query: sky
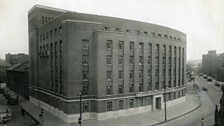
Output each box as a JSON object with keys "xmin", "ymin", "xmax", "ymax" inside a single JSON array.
[{"xmin": 0, "ymin": 0, "xmax": 224, "ymax": 60}]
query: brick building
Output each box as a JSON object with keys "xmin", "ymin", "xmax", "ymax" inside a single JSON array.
[
  {"xmin": 5, "ymin": 53, "xmax": 29, "ymax": 65},
  {"xmin": 28, "ymin": 5, "xmax": 187, "ymax": 122},
  {"xmin": 202, "ymin": 50, "xmax": 224, "ymax": 81}
]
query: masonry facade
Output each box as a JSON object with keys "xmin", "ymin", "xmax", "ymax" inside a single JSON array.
[
  {"xmin": 202, "ymin": 50, "xmax": 224, "ymax": 81},
  {"xmin": 28, "ymin": 5, "xmax": 187, "ymax": 122}
]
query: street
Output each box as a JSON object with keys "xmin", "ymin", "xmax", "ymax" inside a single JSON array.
[
  {"xmin": 158, "ymin": 76, "xmax": 223, "ymax": 126},
  {"xmin": 0, "ymin": 93, "xmax": 36, "ymax": 126}
]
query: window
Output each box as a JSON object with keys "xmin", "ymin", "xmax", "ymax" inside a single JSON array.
[
  {"xmin": 129, "ymin": 84, "xmax": 134, "ymax": 93},
  {"xmin": 82, "ymin": 39, "xmax": 89, "ymax": 49},
  {"xmin": 118, "ymin": 85, "xmax": 124, "ymax": 94},
  {"xmin": 82, "ymin": 102, "xmax": 89, "ymax": 112},
  {"xmin": 118, "ymin": 56, "xmax": 123, "ymax": 64},
  {"xmin": 107, "ymin": 71, "xmax": 112, "ymax": 80},
  {"xmin": 158, "ymin": 34, "xmax": 162, "ymax": 37},
  {"xmin": 147, "ymin": 97, "xmax": 152, "ymax": 105},
  {"xmin": 107, "ymin": 40, "xmax": 113, "ymax": 49},
  {"xmin": 115, "ymin": 28, "xmax": 121, "ymax": 32},
  {"xmin": 138, "ymin": 98, "xmax": 143, "ymax": 106},
  {"xmin": 135, "ymin": 30, "xmax": 140, "ymax": 34},
  {"xmin": 82, "ymin": 56, "xmax": 88, "ymax": 64},
  {"xmin": 139, "ymin": 56, "xmax": 143, "ymax": 65},
  {"xmin": 139, "ymin": 43, "xmax": 144, "ymax": 50},
  {"xmin": 130, "ymin": 42, "xmax": 134, "ymax": 50},
  {"xmin": 50, "ymin": 30, "xmax": 52, "ymax": 38},
  {"xmin": 118, "ymin": 71, "xmax": 123, "ymax": 79},
  {"xmin": 106, "ymin": 101, "xmax": 113, "ymax": 111},
  {"xmin": 129, "ymin": 70, "xmax": 134, "ymax": 78},
  {"xmin": 59, "ymin": 26, "xmax": 62, "ymax": 34},
  {"xmin": 126, "ymin": 29, "xmax": 131, "ymax": 33},
  {"xmin": 118, "ymin": 100, "xmax": 124, "ymax": 110},
  {"xmin": 82, "ymin": 81, "xmax": 89, "ymax": 95},
  {"xmin": 118, "ymin": 41, "xmax": 124, "ymax": 49},
  {"xmin": 129, "ymin": 99, "xmax": 134, "ymax": 108},
  {"xmin": 107, "ymin": 55, "xmax": 112, "ymax": 64},
  {"xmin": 139, "ymin": 84, "xmax": 143, "ymax": 92},
  {"xmin": 155, "ymin": 82, "xmax": 159, "ymax": 90},
  {"xmin": 147, "ymin": 82, "xmax": 152, "ymax": 91},
  {"xmin": 54, "ymin": 28, "xmax": 57, "ymax": 36},
  {"xmin": 144, "ymin": 31, "xmax": 148, "ymax": 35},
  {"xmin": 148, "ymin": 56, "xmax": 151, "ymax": 64},
  {"xmin": 104, "ymin": 27, "xmax": 110, "ymax": 30},
  {"xmin": 106, "ymin": 86, "xmax": 112, "ymax": 95},
  {"xmin": 139, "ymin": 70, "xmax": 143, "ymax": 78},
  {"xmin": 130, "ymin": 56, "xmax": 134, "ymax": 64},
  {"xmin": 83, "ymin": 71, "xmax": 88, "ymax": 80},
  {"xmin": 46, "ymin": 32, "xmax": 49, "ymax": 39}
]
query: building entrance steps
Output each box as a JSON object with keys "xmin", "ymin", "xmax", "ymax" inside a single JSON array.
[{"xmin": 19, "ymin": 92, "xmax": 200, "ymax": 126}]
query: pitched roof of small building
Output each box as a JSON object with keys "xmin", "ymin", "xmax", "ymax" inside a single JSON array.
[{"xmin": 7, "ymin": 62, "xmax": 29, "ymax": 72}]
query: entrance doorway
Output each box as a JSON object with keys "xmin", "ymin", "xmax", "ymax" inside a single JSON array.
[{"xmin": 156, "ymin": 97, "xmax": 161, "ymax": 109}]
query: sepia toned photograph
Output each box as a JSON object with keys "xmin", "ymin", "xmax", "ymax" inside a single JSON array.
[{"xmin": 0, "ymin": 0, "xmax": 224, "ymax": 126}]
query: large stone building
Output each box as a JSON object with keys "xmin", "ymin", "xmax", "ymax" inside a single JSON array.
[
  {"xmin": 202, "ymin": 50, "xmax": 224, "ymax": 81},
  {"xmin": 28, "ymin": 5, "xmax": 187, "ymax": 122},
  {"xmin": 5, "ymin": 53, "xmax": 29, "ymax": 65}
]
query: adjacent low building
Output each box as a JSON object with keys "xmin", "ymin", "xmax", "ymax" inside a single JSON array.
[
  {"xmin": 28, "ymin": 5, "xmax": 187, "ymax": 122},
  {"xmin": 0, "ymin": 60, "xmax": 11, "ymax": 84},
  {"xmin": 6, "ymin": 62, "xmax": 29, "ymax": 99}
]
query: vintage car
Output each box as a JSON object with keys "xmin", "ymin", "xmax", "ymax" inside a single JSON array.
[{"xmin": 0, "ymin": 105, "xmax": 12, "ymax": 123}]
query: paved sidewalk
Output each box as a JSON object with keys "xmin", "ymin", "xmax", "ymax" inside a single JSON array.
[{"xmin": 20, "ymin": 90, "xmax": 200, "ymax": 126}]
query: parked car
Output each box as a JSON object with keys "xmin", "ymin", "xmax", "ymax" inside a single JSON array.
[
  {"xmin": 207, "ymin": 77, "xmax": 212, "ymax": 82},
  {"xmin": 0, "ymin": 105, "xmax": 12, "ymax": 123},
  {"xmin": 203, "ymin": 75, "xmax": 207, "ymax": 79},
  {"xmin": 202, "ymin": 87, "xmax": 208, "ymax": 91},
  {"xmin": 215, "ymin": 82, "xmax": 220, "ymax": 86}
]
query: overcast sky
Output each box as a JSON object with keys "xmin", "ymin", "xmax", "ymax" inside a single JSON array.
[{"xmin": 0, "ymin": 0, "xmax": 224, "ymax": 60}]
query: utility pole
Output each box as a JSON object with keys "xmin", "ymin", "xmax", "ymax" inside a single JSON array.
[{"xmin": 78, "ymin": 92, "xmax": 82, "ymax": 126}]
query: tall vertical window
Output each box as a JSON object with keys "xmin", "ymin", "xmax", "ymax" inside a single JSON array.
[
  {"xmin": 107, "ymin": 71, "xmax": 112, "ymax": 80},
  {"xmin": 82, "ymin": 39, "xmax": 89, "ymax": 95},
  {"xmin": 59, "ymin": 40, "xmax": 63, "ymax": 94},
  {"xmin": 130, "ymin": 42, "xmax": 134, "ymax": 50},
  {"xmin": 130, "ymin": 56, "xmax": 134, "ymax": 64},
  {"xmin": 59, "ymin": 26, "xmax": 62, "ymax": 34},
  {"xmin": 82, "ymin": 39, "xmax": 89, "ymax": 49},
  {"xmin": 107, "ymin": 40, "xmax": 113, "ymax": 49},
  {"xmin": 129, "ymin": 99, "xmax": 134, "ymax": 108},
  {"xmin": 118, "ymin": 41, "xmax": 124, "ymax": 49},
  {"xmin": 107, "ymin": 55, "xmax": 112, "ymax": 64},
  {"xmin": 139, "ymin": 43, "xmax": 144, "ymax": 50},
  {"xmin": 118, "ymin": 71, "xmax": 123, "ymax": 79},
  {"xmin": 118, "ymin": 56, "xmax": 123, "ymax": 64},
  {"xmin": 118, "ymin": 100, "xmax": 124, "ymax": 110}
]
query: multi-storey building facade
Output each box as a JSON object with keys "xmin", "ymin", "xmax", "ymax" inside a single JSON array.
[
  {"xmin": 5, "ymin": 53, "xmax": 29, "ymax": 65},
  {"xmin": 202, "ymin": 50, "xmax": 224, "ymax": 81},
  {"xmin": 28, "ymin": 5, "xmax": 187, "ymax": 122}
]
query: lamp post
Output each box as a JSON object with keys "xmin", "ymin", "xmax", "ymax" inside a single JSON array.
[
  {"xmin": 78, "ymin": 92, "xmax": 82, "ymax": 126},
  {"xmin": 164, "ymin": 82, "xmax": 167, "ymax": 121}
]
